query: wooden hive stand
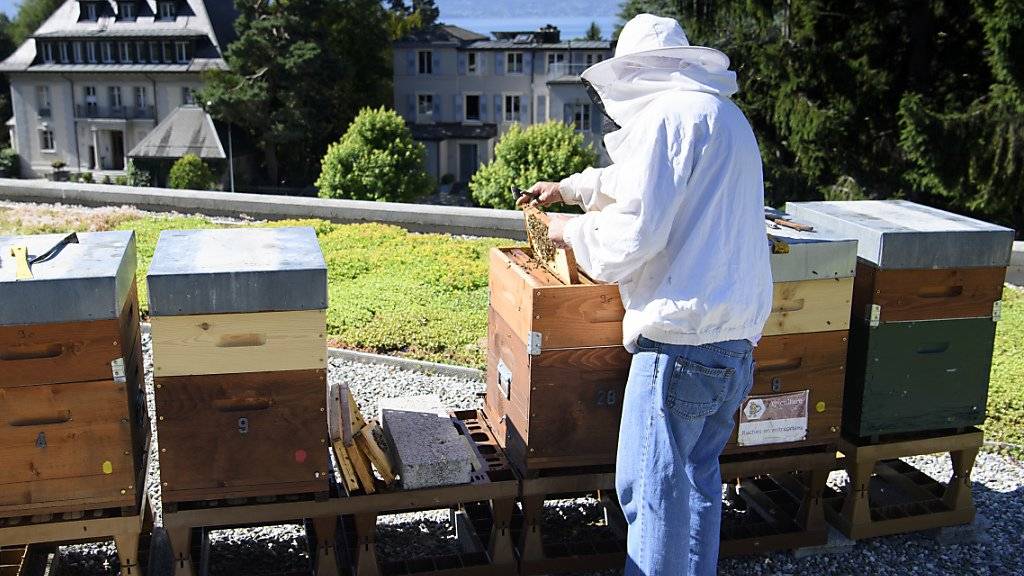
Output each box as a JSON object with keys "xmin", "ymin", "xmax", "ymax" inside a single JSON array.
[
  {"xmin": 334, "ymin": 410, "xmax": 518, "ymax": 576},
  {"xmin": 0, "ymin": 493, "xmax": 153, "ymax": 576},
  {"xmin": 824, "ymin": 428, "xmax": 983, "ymax": 540}
]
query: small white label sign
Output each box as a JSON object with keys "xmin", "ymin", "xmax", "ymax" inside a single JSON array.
[
  {"xmin": 111, "ymin": 357, "xmax": 126, "ymax": 383},
  {"xmin": 738, "ymin": 390, "xmax": 809, "ymax": 446}
]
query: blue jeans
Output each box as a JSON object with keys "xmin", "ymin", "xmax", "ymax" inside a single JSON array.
[{"xmin": 616, "ymin": 335, "xmax": 755, "ymax": 576}]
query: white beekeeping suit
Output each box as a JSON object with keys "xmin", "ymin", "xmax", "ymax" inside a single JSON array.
[{"xmin": 559, "ymin": 14, "xmax": 773, "ymax": 351}]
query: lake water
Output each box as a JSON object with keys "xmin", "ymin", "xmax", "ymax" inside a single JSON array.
[{"xmin": 443, "ymin": 15, "xmax": 620, "ymax": 41}]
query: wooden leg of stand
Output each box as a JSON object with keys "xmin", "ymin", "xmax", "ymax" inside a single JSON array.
[
  {"xmin": 353, "ymin": 513, "xmax": 379, "ymax": 576},
  {"xmin": 311, "ymin": 517, "xmax": 339, "ymax": 576},
  {"xmin": 520, "ymin": 495, "xmax": 545, "ymax": 563},
  {"xmin": 488, "ymin": 499, "xmax": 515, "ymax": 567},
  {"xmin": 165, "ymin": 526, "xmax": 194, "ymax": 576},
  {"xmin": 944, "ymin": 446, "xmax": 980, "ymax": 512},
  {"xmin": 798, "ymin": 467, "xmax": 828, "ymax": 531},
  {"xmin": 114, "ymin": 530, "xmax": 142, "ymax": 576},
  {"xmin": 841, "ymin": 458, "xmax": 875, "ymax": 528}
]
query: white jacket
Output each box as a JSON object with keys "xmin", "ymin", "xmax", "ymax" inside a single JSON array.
[{"xmin": 561, "ymin": 58, "xmax": 773, "ymax": 352}]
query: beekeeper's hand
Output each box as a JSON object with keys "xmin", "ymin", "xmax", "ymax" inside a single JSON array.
[
  {"xmin": 547, "ymin": 213, "xmax": 574, "ymax": 247},
  {"xmin": 517, "ymin": 181, "xmax": 563, "ymax": 207}
]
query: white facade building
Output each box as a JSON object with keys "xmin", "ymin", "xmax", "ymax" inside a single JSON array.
[
  {"xmin": 0, "ymin": 0, "xmax": 236, "ymax": 178},
  {"xmin": 393, "ymin": 25, "xmax": 613, "ymax": 184}
]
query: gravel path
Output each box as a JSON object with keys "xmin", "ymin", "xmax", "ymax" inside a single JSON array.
[{"xmin": 51, "ymin": 337, "xmax": 1024, "ymax": 576}]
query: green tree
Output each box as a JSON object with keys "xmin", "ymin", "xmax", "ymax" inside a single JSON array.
[
  {"xmin": 316, "ymin": 106, "xmax": 431, "ymax": 202},
  {"xmin": 9, "ymin": 0, "xmax": 62, "ymax": 45},
  {"xmin": 470, "ymin": 122, "xmax": 597, "ymax": 209},
  {"xmin": 0, "ymin": 14, "xmax": 16, "ymax": 145},
  {"xmin": 198, "ymin": 0, "xmax": 392, "ymax": 187},
  {"xmin": 168, "ymin": 154, "xmax": 217, "ymax": 190},
  {"xmin": 584, "ymin": 21, "xmax": 603, "ymax": 40}
]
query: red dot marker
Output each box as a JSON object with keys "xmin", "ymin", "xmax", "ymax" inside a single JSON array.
[{"xmin": 294, "ymin": 449, "xmax": 307, "ymax": 464}]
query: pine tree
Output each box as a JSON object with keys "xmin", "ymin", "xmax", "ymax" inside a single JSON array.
[{"xmin": 584, "ymin": 21, "xmax": 602, "ymax": 40}]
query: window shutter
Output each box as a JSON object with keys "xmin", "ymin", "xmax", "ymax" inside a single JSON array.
[
  {"xmin": 523, "ymin": 52, "xmax": 532, "ymax": 72},
  {"xmin": 407, "ymin": 94, "xmax": 415, "ymax": 120},
  {"xmin": 591, "ymin": 106, "xmax": 602, "ymax": 133},
  {"xmin": 520, "ymin": 98, "xmax": 528, "ymax": 124},
  {"xmin": 563, "ymin": 103, "xmax": 572, "ymax": 124},
  {"xmin": 432, "ymin": 52, "xmax": 441, "ymax": 74},
  {"xmin": 432, "ymin": 97, "xmax": 441, "ymax": 120},
  {"xmin": 495, "ymin": 53, "xmax": 504, "ymax": 75},
  {"xmin": 458, "ymin": 53, "xmax": 467, "ymax": 75},
  {"xmin": 406, "ymin": 50, "xmax": 415, "ymax": 74},
  {"xmin": 480, "ymin": 96, "xmax": 488, "ymax": 120},
  {"xmin": 454, "ymin": 95, "xmax": 463, "ymax": 120},
  {"xmin": 495, "ymin": 95, "xmax": 503, "ymax": 121}
]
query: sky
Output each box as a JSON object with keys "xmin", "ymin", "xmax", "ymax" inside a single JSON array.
[{"xmin": 0, "ymin": 0, "xmax": 16, "ymax": 18}]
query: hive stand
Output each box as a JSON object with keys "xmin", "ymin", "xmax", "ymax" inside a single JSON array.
[
  {"xmin": 825, "ymin": 428, "xmax": 983, "ymax": 540},
  {"xmin": 334, "ymin": 410, "xmax": 518, "ymax": 576},
  {"xmin": 0, "ymin": 494, "xmax": 153, "ymax": 576},
  {"xmin": 513, "ymin": 446, "xmax": 835, "ymax": 574}
]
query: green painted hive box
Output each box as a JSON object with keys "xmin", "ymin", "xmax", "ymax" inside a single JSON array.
[{"xmin": 843, "ymin": 317, "xmax": 996, "ymax": 438}]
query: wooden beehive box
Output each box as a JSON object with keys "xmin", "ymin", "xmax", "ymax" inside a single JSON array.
[
  {"xmin": 147, "ymin": 227, "xmax": 330, "ymax": 502},
  {"xmin": 788, "ymin": 200, "xmax": 1014, "ymax": 438},
  {"xmin": 0, "ymin": 231, "xmax": 147, "ymax": 517},
  {"xmin": 485, "ymin": 247, "xmax": 627, "ymax": 474}
]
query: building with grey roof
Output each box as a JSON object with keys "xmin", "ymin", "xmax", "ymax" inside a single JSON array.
[
  {"xmin": 0, "ymin": 0, "xmax": 236, "ymax": 178},
  {"xmin": 392, "ymin": 24, "xmax": 613, "ymax": 185}
]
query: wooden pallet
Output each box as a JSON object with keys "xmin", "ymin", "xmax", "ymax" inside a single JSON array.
[
  {"xmin": 0, "ymin": 496, "xmax": 151, "ymax": 576},
  {"xmin": 825, "ymin": 428, "xmax": 982, "ymax": 540},
  {"xmin": 512, "ymin": 446, "xmax": 836, "ymax": 573},
  {"xmin": 333, "ymin": 410, "xmax": 518, "ymax": 576}
]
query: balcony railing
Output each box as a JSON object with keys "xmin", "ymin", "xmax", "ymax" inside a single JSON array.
[
  {"xmin": 547, "ymin": 62, "xmax": 589, "ymax": 79},
  {"xmin": 75, "ymin": 104, "xmax": 155, "ymax": 119}
]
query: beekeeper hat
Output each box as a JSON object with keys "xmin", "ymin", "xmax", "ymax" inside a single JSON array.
[{"xmin": 583, "ymin": 14, "xmax": 730, "ymax": 80}]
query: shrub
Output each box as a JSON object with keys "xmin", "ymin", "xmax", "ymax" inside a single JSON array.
[
  {"xmin": 0, "ymin": 147, "xmax": 20, "ymax": 178},
  {"xmin": 316, "ymin": 106, "xmax": 432, "ymax": 202},
  {"xmin": 440, "ymin": 173, "xmax": 455, "ymax": 185},
  {"xmin": 80, "ymin": 171, "xmax": 94, "ymax": 183},
  {"xmin": 101, "ymin": 175, "xmax": 112, "ymax": 185},
  {"xmin": 469, "ymin": 121, "xmax": 597, "ymax": 209},
  {"xmin": 125, "ymin": 159, "xmax": 152, "ymax": 187},
  {"xmin": 51, "ymin": 159, "xmax": 67, "ymax": 170},
  {"xmin": 114, "ymin": 175, "xmax": 128, "ymax": 185},
  {"xmin": 168, "ymin": 154, "xmax": 216, "ymax": 190}
]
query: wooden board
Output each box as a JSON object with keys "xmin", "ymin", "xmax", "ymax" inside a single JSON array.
[
  {"xmin": 0, "ymin": 341, "xmax": 145, "ymax": 517},
  {"xmin": 852, "ymin": 261, "xmax": 1005, "ymax": 323},
  {"xmin": 489, "ymin": 247, "xmax": 624, "ymax": 352},
  {"xmin": 150, "ymin": 309, "xmax": 327, "ymax": 377},
  {"xmin": 522, "ymin": 206, "xmax": 580, "ymax": 285},
  {"xmin": 484, "ymin": 307, "xmax": 630, "ymax": 474},
  {"xmin": 762, "ymin": 278, "xmax": 853, "ymax": 336},
  {"xmin": 722, "ymin": 330, "xmax": 848, "ymax": 454},
  {"xmin": 844, "ymin": 318, "xmax": 995, "ymax": 438},
  {"xmin": 0, "ymin": 282, "xmax": 140, "ymax": 388},
  {"xmin": 155, "ymin": 369, "xmax": 329, "ymax": 503}
]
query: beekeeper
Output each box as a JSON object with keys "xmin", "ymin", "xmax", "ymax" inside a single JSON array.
[{"xmin": 520, "ymin": 13, "xmax": 773, "ymax": 576}]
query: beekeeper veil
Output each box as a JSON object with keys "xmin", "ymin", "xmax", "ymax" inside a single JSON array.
[{"xmin": 581, "ymin": 14, "xmax": 738, "ymax": 137}]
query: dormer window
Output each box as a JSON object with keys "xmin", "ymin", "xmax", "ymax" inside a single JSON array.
[
  {"xmin": 119, "ymin": 2, "xmax": 137, "ymax": 20},
  {"xmin": 158, "ymin": 1, "xmax": 176, "ymax": 20},
  {"xmin": 42, "ymin": 43, "xmax": 54, "ymax": 63},
  {"xmin": 84, "ymin": 2, "xmax": 98, "ymax": 21},
  {"xmin": 174, "ymin": 41, "xmax": 189, "ymax": 63}
]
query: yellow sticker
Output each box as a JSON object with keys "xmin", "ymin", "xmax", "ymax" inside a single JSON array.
[
  {"xmin": 102, "ymin": 461, "xmax": 113, "ymax": 475},
  {"xmin": 815, "ymin": 401, "xmax": 826, "ymax": 413}
]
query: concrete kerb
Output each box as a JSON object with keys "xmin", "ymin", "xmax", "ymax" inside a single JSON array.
[
  {"xmin": 139, "ymin": 322, "xmax": 483, "ymax": 381},
  {"xmin": 0, "ymin": 179, "xmax": 527, "ymax": 241}
]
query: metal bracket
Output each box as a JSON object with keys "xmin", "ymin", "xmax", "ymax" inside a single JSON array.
[
  {"xmin": 868, "ymin": 304, "xmax": 881, "ymax": 327},
  {"xmin": 993, "ymin": 300, "xmax": 1002, "ymax": 322},
  {"xmin": 770, "ymin": 377, "xmax": 782, "ymax": 393},
  {"xmin": 111, "ymin": 357, "xmax": 126, "ymax": 383},
  {"xmin": 527, "ymin": 331, "xmax": 542, "ymax": 356},
  {"xmin": 496, "ymin": 358, "xmax": 512, "ymax": 400},
  {"xmin": 36, "ymin": 432, "xmax": 47, "ymax": 448},
  {"xmin": 237, "ymin": 417, "xmax": 249, "ymax": 435}
]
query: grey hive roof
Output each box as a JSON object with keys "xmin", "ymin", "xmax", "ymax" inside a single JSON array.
[
  {"xmin": 128, "ymin": 105, "xmax": 226, "ymax": 160},
  {"xmin": 0, "ymin": 0, "xmax": 237, "ymax": 73}
]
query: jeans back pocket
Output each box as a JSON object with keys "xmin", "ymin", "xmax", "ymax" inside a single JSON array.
[{"xmin": 665, "ymin": 357, "xmax": 733, "ymax": 420}]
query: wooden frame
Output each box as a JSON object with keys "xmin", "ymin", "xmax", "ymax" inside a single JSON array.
[
  {"xmin": 825, "ymin": 428, "xmax": 983, "ymax": 540},
  {"xmin": 762, "ymin": 278, "xmax": 853, "ymax": 336},
  {"xmin": 852, "ymin": 261, "xmax": 1004, "ymax": 323}
]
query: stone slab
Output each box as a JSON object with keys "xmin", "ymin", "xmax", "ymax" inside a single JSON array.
[
  {"xmin": 379, "ymin": 394, "xmax": 475, "ymax": 490},
  {"xmin": 0, "ymin": 230, "xmax": 136, "ymax": 325},
  {"xmin": 791, "ymin": 526, "xmax": 856, "ymax": 558},
  {"xmin": 786, "ymin": 200, "xmax": 1015, "ymax": 269},
  {"xmin": 925, "ymin": 513, "xmax": 992, "ymax": 545},
  {"xmin": 146, "ymin": 227, "xmax": 327, "ymax": 316},
  {"xmin": 766, "ymin": 221, "xmax": 858, "ymax": 282}
]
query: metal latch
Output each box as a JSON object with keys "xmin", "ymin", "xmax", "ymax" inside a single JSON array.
[
  {"xmin": 868, "ymin": 304, "xmax": 881, "ymax": 327},
  {"xmin": 771, "ymin": 377, "xmax": 782, "ymax": 393},
  {"xmin": 527, "ymin": 331, "xmax": 542, "ymax": 356},
  {"xmin": 237, "ymin": 417, "xmax": 249, "ymax": 435},
  {"xmin": 497, "ymin": 358, "xmax": 512, "ymax": 399},
  {"xmin": 36, "ymin": 432, "xmax": 47, "ymax": 448},
  {"xmin": 993, "ymin": 300, "xmax": 1002, "ymax": 322}
]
